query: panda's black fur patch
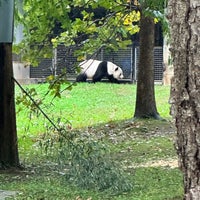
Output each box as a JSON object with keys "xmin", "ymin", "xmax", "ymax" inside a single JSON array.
[
  {"xmin": 92, "ymin": 61, "xmax": 108, "ymax": 82},
  {"xmin": 76, "ymin": 73, "xmax": 87, "ymax": 82}
]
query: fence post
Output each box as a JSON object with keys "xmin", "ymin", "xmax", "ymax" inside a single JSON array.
[{"xmin": 52, "ymin": 48, "xmax": 57, "ymax": 76}]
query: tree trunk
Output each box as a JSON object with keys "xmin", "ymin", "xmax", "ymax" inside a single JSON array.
[
  {"xmin": 0, "ymin": 43, "xmax": 19, "ymax": 169},
  {"xmin": 168, "ymin": 0, "xmax": 200, "ymax": 199},
  {"xmin": 134, "ymin": 13, "xmax": 160, "ymax": 119}
]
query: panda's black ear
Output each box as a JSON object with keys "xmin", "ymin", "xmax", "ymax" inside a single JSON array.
[{"xmin": 115, "ymin": 67, "xmax": 118, "ymax": 71}]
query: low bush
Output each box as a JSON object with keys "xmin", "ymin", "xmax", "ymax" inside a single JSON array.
[{"xmin": 41, "ymin": 128, "xmax": 133, "ymax": 195}]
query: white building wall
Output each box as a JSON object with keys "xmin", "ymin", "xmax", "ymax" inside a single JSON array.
[
  {"xmin": 13, "ymin": 62, "xmax": 30, "ymax": 80},
  {"xmin": 163, "ymin": 39, "xmax": 174, "ymax": 85}
]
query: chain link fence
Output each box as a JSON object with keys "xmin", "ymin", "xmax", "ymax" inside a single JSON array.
[{"xmin": 30, "ymin": 45, "xmax": 163, "ymax": 82}]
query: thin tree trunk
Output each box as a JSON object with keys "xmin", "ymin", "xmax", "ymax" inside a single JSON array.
[
  {"xmin": 134, "ymin": 13, "xmax": 160, "ymax": 119},
  {"xmin": 168, "ymin": 0, "xmax": 200, "ymax": 199},
  {"xmin": 0, "ymin": 43, "xmax": 19, "ymax": 169}
]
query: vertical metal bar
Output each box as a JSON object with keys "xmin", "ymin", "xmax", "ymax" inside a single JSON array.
[
  {"xmin": 52, "ymin": 48, "xmax": 57, "ymax": 76},
  {"xmin": 134, "ymin": 47, "xmax": 137, "ymax": 81},
  {"xmin": 130, "ymin": 47, "xmax": 133, "ymax": 82}
]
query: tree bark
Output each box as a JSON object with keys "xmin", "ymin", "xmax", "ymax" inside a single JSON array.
[
  {"xmin": 168, "ymin": 0, "xmax": 200, "ymax": 199},
  {"xmin": 134, "ymin": 12, "xmax": 160, "ymax": 119},
  {"xmin": 0, "ymin": 43, "xmax": 19, "ymax": 169}
]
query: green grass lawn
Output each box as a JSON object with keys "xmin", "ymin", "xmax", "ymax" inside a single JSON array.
[
  {"xmin": 16, "ymin": 83, "xmax": 171, "ymax": 134},
  {"xmin": 0, "ymin": 82, "xmax": 183, "ymax": 200}
]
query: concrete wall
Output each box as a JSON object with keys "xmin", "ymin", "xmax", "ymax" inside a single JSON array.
[
  {"xmin": 163, "ymin": 40, "xmax": 174, "ymax": 85},
  {"xmin": 13, "ymin": 61, "xmax": 30, "ymax": 84}
]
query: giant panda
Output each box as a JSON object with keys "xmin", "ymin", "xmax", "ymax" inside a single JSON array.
[{"xmin": 76, "ymin": 59, "xmax": 124, "ymax": 83}]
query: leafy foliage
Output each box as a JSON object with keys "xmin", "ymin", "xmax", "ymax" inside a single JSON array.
[
  {"xmin": 16, "ymin": 87, "xmax": 42, "ymax": 113},
  {"xmin": 14, "ymin": 0, "xmax": 168, "ymax": 65},
  {"xmin": 56, "ymin": 130, "xmax": 133, "ymax": 194},
  {"xmin": 40, "ymin": 127, "xmax": 133, "ymax": 194}
]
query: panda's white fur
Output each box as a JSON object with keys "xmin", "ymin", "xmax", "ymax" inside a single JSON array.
[
  {"xmin": 79, "ymin": 59, "xmax": 102, "ymax": 79},
  {"xmin": 76, "ymin": 59, "xmax": 124, "ymax": 83}
]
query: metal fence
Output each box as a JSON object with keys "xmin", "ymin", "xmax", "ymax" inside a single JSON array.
[
  {"xmin": 98, "ymin": 47, "xmax": 133, "ymax": 81},
  {"xmin": 30, "ymin": 45, "xmax": 163, "ymax": 82},
  {"xmin": 134, "ymin": 46, "xmax": 163, "ymax": 81},
  {"xmin": 30, "ymin": 45, "xmax": 78, "ymax": 78}
]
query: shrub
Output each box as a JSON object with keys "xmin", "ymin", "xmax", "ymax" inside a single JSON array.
[{"xmin": 56, "ymin": 130, "xmax": 133, "ymax": 194}]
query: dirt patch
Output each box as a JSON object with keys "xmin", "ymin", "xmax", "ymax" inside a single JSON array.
[
  {"xmin": 0, "ymin": 190, "xmax": 18, "ymax": 200},
  {"xmin": 78, "ymin": 118, "xmax": 176, "ymax": 142},
  {"xmin": 135, "ymin": 158, "xmax": 179, "ymax": 168},
  {"xmin": 72, "ymin": 119, "xmax": 178, "ymax": 169}
]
